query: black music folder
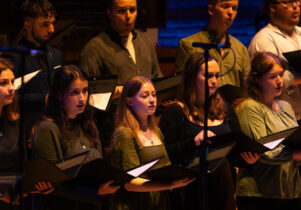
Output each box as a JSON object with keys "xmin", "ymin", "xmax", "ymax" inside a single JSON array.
[
  {"xmin": 75, "ymin": 158, "xmax": 161, "ymax": 185},
  {"xmin": 217, "ymin": 84, "xmax": 247, "ymax": 104},
  {"xmin": 207, "ymin": 142, "xmax": 236, "ymax": 173},
  {"xmin": 209, "ymin": 127, "xmax": 301, "ymax": 160},
  {"xmin": 283, "ymin": 50, "xmax": 301, "ymax": 73},
  {"xmin": 0, "ymin": 173, "xmax": 19, "ymax": 195},
  {"xmin": 140, "ymin": 164, "xmax": 199, "ymax": 181},
  {"xmin": 23, "ymin": 151, "xmax": 90, "ymax": 192},
  {"xmin": 88, "ymin": 75, "xmax": 118, "ymax": 111}
]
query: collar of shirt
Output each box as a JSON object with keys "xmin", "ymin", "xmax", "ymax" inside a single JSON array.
[
  {"xmin": 202, "ymin": 26, "xmax": 232, "ymax": 47},
  {"xmin": 105, "ymin": 26, "xmax": 137, "ymax": 48},
  {"xmin": 268, "ymin": 22, "xmax": 301, "ymax": 39},
  {"xmin": 19, "ymin": 37, "xmax": 47, "ymax": 52}
]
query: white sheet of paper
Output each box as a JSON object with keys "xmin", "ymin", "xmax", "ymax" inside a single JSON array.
[
  {"xmin": 14, "ymin": 70, "xmax": 41, "ymax": 90},
  {"xmin": 89, "ymin": 93, "xmax": 112, "ymax": 111},
  {"xmin": 126, "ymin": 159, "xmax": 160, "ymax": 177},
  {"xmin": 263, "ymin": 138, "xmax": 285, "ymax": 150}
]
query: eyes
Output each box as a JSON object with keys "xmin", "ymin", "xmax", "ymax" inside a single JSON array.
[
  {"xmin": 208, "ymin": 73, "xmax": 220, "ymax": 79},
  {"xmin": 114, "ymin": 6, "xmax": 137, "ymax": 14},
  {"xmin": 269, "ymin": 71, "xmax": 284, "ymax": 79},
  {"xmin": 140, "ymin": 92, "xmax": 156, "ymax": 99},
  {"xmin": 0, "ymin": 79, "xmax": 14, "ymax": 87},
  {"xmin": 220, "ymin": 3, "xmax": 238, "ymax": 11},
  {"xmin": 69, "ymin": 87, "xmax": 88, "ymax": 96}
]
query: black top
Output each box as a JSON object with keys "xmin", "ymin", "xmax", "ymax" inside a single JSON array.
[
  {"xmin": 159, "ymin": 103, "xmax": 232, "ymax": 166},
  {"xmin": 0, "ymin": 117, "xmax": 19, "ymax": 171}
]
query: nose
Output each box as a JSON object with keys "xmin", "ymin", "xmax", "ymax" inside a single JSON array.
[
  {"xmin": 8, "ymin": 82, "xmax": 15, "ymax": 92},
  {"xmin": 48, "ymin": 24, "xmax": 54, "ymax": 34},
  {"xmin": 210, "ymin": 75, "xmax": 218, "ymax": 85}
]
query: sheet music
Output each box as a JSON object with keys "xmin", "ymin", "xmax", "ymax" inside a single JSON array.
[
  {"xmin": 89, "ymin": 92, "xmax": 112, "ymax": 111},
  {"xmin": 263, "ymin": 138, "xmax": 285, "ymax": 150},
  {"xmin": 208, "ymin": 143, "xmax": 235, "ymax": 161},
  {"xmin": 14, "ymin": 70, "xmax": 41, "ymax": 90},
  {"xmin": 127, "ymin": 159, "xmax": 160, "ymax": 177}
]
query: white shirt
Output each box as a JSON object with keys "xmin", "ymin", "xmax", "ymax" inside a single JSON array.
[{"xmin": 248, "ymin": 23, "xmax": 301, "ymax": 60}]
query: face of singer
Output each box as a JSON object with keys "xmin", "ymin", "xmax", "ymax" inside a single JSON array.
[
  {"xmin": 24, "ymin": 15, "xmax": 55, "ymax": 46},
  {"xmin": 107, "ymin": 0, "xmax": 137, "ymax": 37},
  {"xmin": 0, "ymin": 69, "xmax": 15, "ymax": 108},
  {"xmin": 257, "ymin": 63, "xmax": 284, "ymax": 99},
  {"xmin": 197, "ymin": 60, "xmax": 220, "ymax": 101},
  {"xmin": 271, "ymin": 0, "xmax": 300, "ymax": 27},
  {"xmin": 127, "ymin": 82, "xmax": 157, "ymax": 119},
  {"xmin": 63, "ymin": 78, "xmax": 89, "ymax": 119},
  {"xmin": 208, "ymin": 0, "xmax": 238, "ymax": 29}
]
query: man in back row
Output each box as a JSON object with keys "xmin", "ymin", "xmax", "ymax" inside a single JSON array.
[
  {"xmin": 80, "ymin": 0, "xmax": 162, "ymax": 85},
  {"xmin": 248, "ymin": 0, "xmax": 301, "ymax": 119},
  {"xmin": 175, "ymin": 0, "xmax": 250, "ymax": 88}
]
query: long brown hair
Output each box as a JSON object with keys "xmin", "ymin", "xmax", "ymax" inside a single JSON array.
[
  {"xmin": 247, "ymin": 51, "xmax": 286, "ymax": 103},
  {"xmin": 114, "ymin": 75, "xmax": 156, "ymax": 134},
  {"xmin": 43, "ymin": 65, "xmax": 99, "ymax": 148},
  {"xmin": 180, "ymin": 52, "xmax": 227, "ymax": 123},
  {"xmin": 0, "ymin": 57, "xmax": 19, "ymax": 122}
]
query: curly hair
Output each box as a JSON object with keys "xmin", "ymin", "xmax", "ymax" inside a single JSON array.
[
  {"xmin": 0, "ymin": 57, "xmax": 19, "ymax": 122},
  {"xmin": 247, "ymin": 51, "xmax": 286, "ymax": 103},
  {"xmin": 180, "ymin": 52, "xmax": 227, "ymax": 123},
  {"xmin": 43, "ymin": 65, "xmax": 99, "ymax": 148}
]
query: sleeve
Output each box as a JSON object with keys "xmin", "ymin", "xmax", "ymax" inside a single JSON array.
[
  {"xmin": 149, "ymin": 41, "xmax": 163, "ymax": 79},
  {"xmin": 174, "ymin": 39, "xmax": 197, "ymax": 72},
  {"xmin": 33, "ymin": 121, "xmax": 63, "ymax": 163},
  {"xmin": 237, "ymin": 101, "xmax": 293, "ymax": 165},
  {"xmin": 112, "ymin": 128, "xmax": 141, "ymax": 171},
  {"xmin": 80, "ymin": 42, "xmax": 103, "ymax": 78},
  {"xmin": 159, "ymin": 104, "xmax": 196, "ymax": 165},
  {"xmin": 240, "ymin": 46, "xmax": 251, "ymax": 87},
  {"xmin": 248, "ymin": 33, "xmax": 280, "ymax": 59}
]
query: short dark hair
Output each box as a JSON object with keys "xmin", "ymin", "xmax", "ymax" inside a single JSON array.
[{"xmin": 21, "ymin": 0, "xmax": 57, "ymax": 20}]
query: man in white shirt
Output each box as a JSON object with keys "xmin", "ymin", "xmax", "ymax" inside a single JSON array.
[{"xmin": 248, "ymin": 0, "xmax": 301, "ymax": 119}]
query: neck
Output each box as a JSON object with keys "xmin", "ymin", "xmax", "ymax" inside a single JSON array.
[
  {"xmin": 138, "ymin": 116, "xmax": 148, "ymax": 132},
  {"xmin": 0, "ymin": 106, "xmax": 2, "ymax": 117},
  {"xmin": 262, "ymin": 95, "xmax": 275, "ymax": 109},
  {"xmin": 272, "ymin": 20, "xmax": 295, "ymax": 36},
  {"xmin": 208, "ymin": 21, "xmax": 228, "ymax": 44},
  {"xmin": 25, "ymin": 33, "xmax": 41, "ymax": 48}
]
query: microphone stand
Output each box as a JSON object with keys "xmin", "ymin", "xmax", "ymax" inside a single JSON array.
[{"xmin": 191, "ymin": 43, "xmax": 214, "ymax": 210}]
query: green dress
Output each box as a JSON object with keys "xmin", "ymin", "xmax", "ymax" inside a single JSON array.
[
  {"xmin": 110, "ymin": 127, "xmax": 171, "ymax": 210},
  {"xmin": 236, "ymin": 98, "xmax": 301, "ymax": 199}
]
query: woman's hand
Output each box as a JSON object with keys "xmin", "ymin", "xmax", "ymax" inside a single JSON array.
[
  {"xmin": 194, "ymin": 130, "xmax": 216, "ymax": 146},
  {"xmin": 169, "ymin": 177, "xmax": 195, "ymax": 190},
  {"xmin": 31, "ymin": 181, "xmax": 55, "ymax": 195},
  {"xmin": 97, "ymin": 180, "xmax": 120, "ymax": 195},
  {"xmin": 240, "ymin": 152, "xmax": 261, "ymax": 164}
]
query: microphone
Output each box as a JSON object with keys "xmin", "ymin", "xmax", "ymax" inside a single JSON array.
[
  {"xmin": 0, "ymin": 46, "xmax": 45, "ymax": 56},
  {"xmin": 192, "ymin": 42, "xmax": 230, "ymax": 49}
]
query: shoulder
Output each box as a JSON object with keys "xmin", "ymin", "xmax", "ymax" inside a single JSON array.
[
  {"xmin": 46, "ymin": 45, "xmax": 62, "ymax": 54},
  {"xmin": 236, "ymin": 98, "xmax": 265, "ymax": 115},
  {"xmin": 164, "ymin": 102, "xmax": 185, "ymax": 115},
  {"xmin": 179, "ymin": 31, "xmax": 205, "ymax": 46},
  {"xmin": 277, "ymin": 100, "xmax": 294, "ymax": 112},
  {"xmin": 36, "ymin": 120, "xmax": 60, "ymax": 134},
  {"xmin": 228, "ymin": 34, "xmax": 248, "ymax": 52},
  {"xmin": 114, "ymin": 127, "xmax": 135, "ymax": 141},
  {"xmin": 82, "ymin": 32, "xmax": 108, "ymax": 51},
  {"xmin": 249, "ymin": 24, "xmax": 276, "ymax": 44}
]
